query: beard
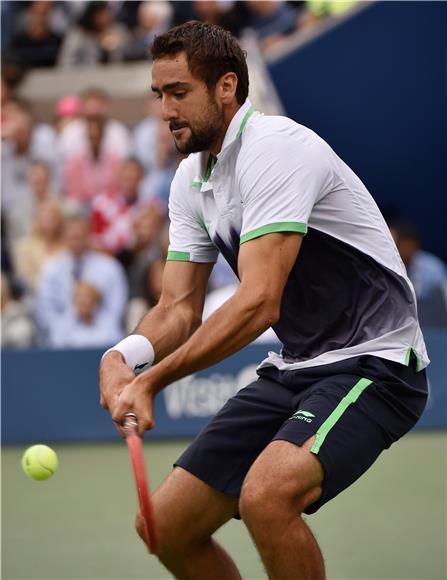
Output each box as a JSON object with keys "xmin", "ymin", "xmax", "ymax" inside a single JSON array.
[{"xmin": 170, "ymin": 97, "xmax": 223, "ymax": 154}]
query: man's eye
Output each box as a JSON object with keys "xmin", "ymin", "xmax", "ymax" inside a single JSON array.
[{"xmin": 174, "ymin": 92, "xmax": 186, "ymax": 98}]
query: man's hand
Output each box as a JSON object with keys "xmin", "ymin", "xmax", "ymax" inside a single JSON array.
[
  {"xmin": 111, "ymin": 374, "xmax": 156, "ymax": 436},
  {"xmin": 99, "ymin": 351, "xmax": 135, "ymax": 425}
]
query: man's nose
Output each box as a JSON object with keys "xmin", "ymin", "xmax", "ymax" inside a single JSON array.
[{"xmin": 161, "ymin": 100, "xmax": 178, "ymax": 123}]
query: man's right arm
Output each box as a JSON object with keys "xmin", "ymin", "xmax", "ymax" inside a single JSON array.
[
  {"xmin": 99, "ymin": 259, "xmax": 213, "ymax": 413},
  {"xmin": 132, "ymin": 259, "xmax": 213, "ymax": 361}
]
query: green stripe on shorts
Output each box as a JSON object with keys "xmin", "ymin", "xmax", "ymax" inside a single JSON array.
[
  {"xmin": 405, "ymin": 346, "xmax": 421, "ymax": 371},
  {"xmin": 311, "ymin": 377, "xmax": 373, "ymax": 454}
]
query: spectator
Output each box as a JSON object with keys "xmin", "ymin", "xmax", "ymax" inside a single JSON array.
[
  {"xmin": 90, "ymin": 158, "xmax": 148, "ymax": 254},
  {"xmin": 126, "ymin": 257, "xmax": 165, "ymax": 333},
  {"xmin": 57, "ymin": 1, "xmax": 129, "ymax": 67},
  {"xmin": 54, "ymin": 94, "xmax": 81, "ymax": 133},
  {"xmin": 52, "ymin": 281, "xmax": 124, "ymax": 348},
  {"xmin": 117, "ymin": 202, "xmax": 166, "ymax": 300},
  {"xmin": 1, "ymin": 106, "xmax": 56, "ymax": 240},
  {"xmin": 111, "ymin": 1, "xmax": 143, "ymax": 30},
  {"xmin": 141, "ymin": 121, "xmax": 183, "ymax": 204},
  {"xmin": 1, "ymin": 213, "xmax": 24, "ymax": 301},
  {"xmin": 132, "ymin": 94, "xmax": 163, "ymax": 174},
  {"xmin": 28, "ymin": 160, "xmax": 55, "ymax": 201},
  {"xmin": 247, "ymin": 0, "xmax": 298, "ymax": 50},
  {"xmin": 13, "ymin": 200, "xmax": 65, "ymax": 293},
  {"xmin": 124, "ymin": 1, "xmax": 173, "ymax": 62},
  {"xmin": 298, "ymin": 1, "xmax": 356, "ymax": 32},
  {"xmin": 1, "ymin": 214, "xmax": 15, "ymax": 286},
  {"xmin": 1, "ymin": 74, "xmax": 14, "ymax": 109},
  {"xmin": 16, "ymin": 160, "xmax": 59, "ymax": 239},
  {"xmin": 10, "ymin": 1, "xmax": 62, "ymax": 68},
  {"xmin": 391, "ymin": 223, "xmax": 447, "ymax": 328},
  {"xmin": 62, "ymin": 116, "xmax": 122, "ymax": 208},
  {"xmin": 58, "ymin": 87, "xmax": 130, "ymax": 161},
  {"xmin": 1, "ymin": 273, "xmax": 36, "ymax": 348},
  {"xmin": 192, "ymin": 1, "xmax": 251, "ymax": 37},
  {"xmin": 305, "ymin": 0, "xmax": 357, "ymax": 18},
  {"xmin": 36, "ymin": 214, "xmax": 128, "ymax": 347}
]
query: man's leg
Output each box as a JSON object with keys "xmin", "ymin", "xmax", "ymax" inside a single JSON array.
[
  {"xmin": 239, "ymin": 437, "xmax": 325, "ymax": 580},
  {"xmin": 135, "ymin": 466, "xmax": 241, "ymax": 580}
]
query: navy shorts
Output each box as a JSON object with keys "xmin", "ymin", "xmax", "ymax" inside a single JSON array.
[{"xmin": 175, "ymin": 355, "xmax": 428, "ymax": 514}]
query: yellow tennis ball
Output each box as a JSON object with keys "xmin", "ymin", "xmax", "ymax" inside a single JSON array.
[{"xmin": 21, "ymin": 445, "xmax": 58, "ymax": 481}]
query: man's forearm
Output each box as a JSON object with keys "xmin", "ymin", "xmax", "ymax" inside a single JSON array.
[
  {"xmin": 133, "ymin": 300, "xmax": 202, "ymax": 363},
  {"xmin": 144, "ymin": 287, "xmax": 278, "ymax": 393}
]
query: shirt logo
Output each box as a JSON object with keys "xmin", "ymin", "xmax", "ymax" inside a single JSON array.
[{"xmin": 289, "ymin": 410, "xmax": 315, "ymax": 423}]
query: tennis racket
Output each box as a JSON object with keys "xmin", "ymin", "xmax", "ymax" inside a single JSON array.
[{"xmin": 123, "ymin": 413, "xmax": 157, "ymax": 553}]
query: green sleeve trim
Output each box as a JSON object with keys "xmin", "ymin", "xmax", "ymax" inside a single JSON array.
[
  {"xmin": 311, "ymin": 377, "xmax": 372, "ymax": 454},
  {"xmin": 166, "ymin": 251, "xmax": 191, "ymax": 262},
  {"xmin": 240, "ymin": 222, "xmax": 307, "ymax": 244},
  {"xmin": 405, "ymin": 347, "xmax": 421, "ymax": 372}
]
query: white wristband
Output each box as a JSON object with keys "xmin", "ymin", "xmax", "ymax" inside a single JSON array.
[{"xmin": 102, "ymin": 335, "xmax": 155, "ymax": 371}]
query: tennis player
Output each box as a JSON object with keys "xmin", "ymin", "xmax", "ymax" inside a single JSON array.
[{"xmin": 100, "ymin": 21, "xmax": 429, "ymax": 579}]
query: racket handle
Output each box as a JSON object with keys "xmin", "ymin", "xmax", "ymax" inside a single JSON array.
[{"xmin": 123, "ymin": 412, "xmax": 138, "ymax": 435}]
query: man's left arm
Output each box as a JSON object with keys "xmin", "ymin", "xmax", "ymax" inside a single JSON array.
[{"xmin": 112, "ymin": 232, "xmax": 302, "ymax": 431}]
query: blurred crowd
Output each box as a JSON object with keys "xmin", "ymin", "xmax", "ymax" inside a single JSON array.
[
  {"xmin": 1, "ymin": 0, "xmax": 358, "ymax": 72},
  {"xmin": 1, "ymin": 1, "xmax": 445, "ymax": 351},
  {"xmin": 1, "ymin": 81, "xmax": 180, "ymax": 349}
]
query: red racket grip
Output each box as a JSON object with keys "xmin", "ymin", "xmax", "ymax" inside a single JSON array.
[{"xmin": 124, "ymin": 413, "xmax": 157, "ymax": 554}]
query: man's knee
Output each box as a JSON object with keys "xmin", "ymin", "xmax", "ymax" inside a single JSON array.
[
  {"xmin": 239, "ymin": 440, "xmax": 323, "ymax": 527},
  {"xmin": 134, "ymin": 467, "xmax": 238, "ymax": 562},
  {"xmin": 135, "ymin": 509, "xmax": 200, "ymax": 562},
  {"xmin": 239, "ymin": 475, "xmax": 320, "ymax": 526}
]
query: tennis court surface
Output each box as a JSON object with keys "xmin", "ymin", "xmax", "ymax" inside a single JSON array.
[{"xmin": 2, "ymin": 431, "xmax": 446, "ymax": 579}]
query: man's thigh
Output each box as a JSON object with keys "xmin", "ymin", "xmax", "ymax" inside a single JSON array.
[{"xmin": 241, "ymin": 437, "xmax": 325, "ymax": 514}]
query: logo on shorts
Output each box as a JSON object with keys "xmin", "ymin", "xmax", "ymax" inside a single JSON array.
[{"xmin": 290, "ymin": 410, "xmax": 315, "ymax": 423}]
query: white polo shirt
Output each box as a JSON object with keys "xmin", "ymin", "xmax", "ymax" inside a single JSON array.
[{"xmin": 167, "ymin": 99, "xmax": 429, "ymax": 372}]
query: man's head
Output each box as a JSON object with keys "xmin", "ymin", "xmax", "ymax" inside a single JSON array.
[
  {"xmin": 29, "ymin": 161, "xmax": 51, "ymax": 199},
  {"xmin": 34, "ymin": 200, "xmax": 64, "ymax": 240},
  {"xmin": 73, "ymin": 281, "xmax": 102, "ymax": 323},
  {"xmin": 119, "ymin": 158, "xmax": 144, "ymax": 203},
  {"xmin": 79, "ymin": 1, "xmax": 113, "ymax": 33},
  {"xmin": 150, "ymin": 21, "xmax": 249, "ymax": 154},
  {"xmin": 390, "ymin": 223, "xmax": 420, "ymax": 268},
  {"xmin": 80, "ymin": 88, "xmax": 110, "ymax": 120},
  {"xmin": 134, "ymin": 202, "xmax": 166, "ymax": 248},
  {"xmin": 64, "ymin": 215, "xmax": 90, "ymax": 257}
]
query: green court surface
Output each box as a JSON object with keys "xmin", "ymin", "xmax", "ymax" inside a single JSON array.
[{"xmin": 2, "ymin": 431, "xmax": 446, "ymax": 580}]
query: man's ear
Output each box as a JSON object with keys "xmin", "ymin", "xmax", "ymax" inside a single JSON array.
[{"xmin": 217, "ymin": 72, "xmax": 238, "ymax": 104}]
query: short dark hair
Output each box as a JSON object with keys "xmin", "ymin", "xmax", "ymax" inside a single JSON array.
[{"xmin": 151, "ymin": 21, "xmax": 249, "ymax": 105}]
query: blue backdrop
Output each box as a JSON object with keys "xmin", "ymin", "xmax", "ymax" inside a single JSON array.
[
  {"xmin": 2, "ymin": 332, "xmax": 446, "ymax": 444},
  {"xmin": 268, "ymin": 1, "xmax": 447, "ymax": 261}
]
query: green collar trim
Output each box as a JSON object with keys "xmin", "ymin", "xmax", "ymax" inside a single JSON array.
[
  {"xmin": 191, "ymin": 105, "xmax": 256, "ymax": 189},
  {"xmin": 203, "ymin": 153, "xmax": 215, "ymax": 183},
  {"xmin": 236, "ymin": 105, "xmax": 255, "ymax": 138}
]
